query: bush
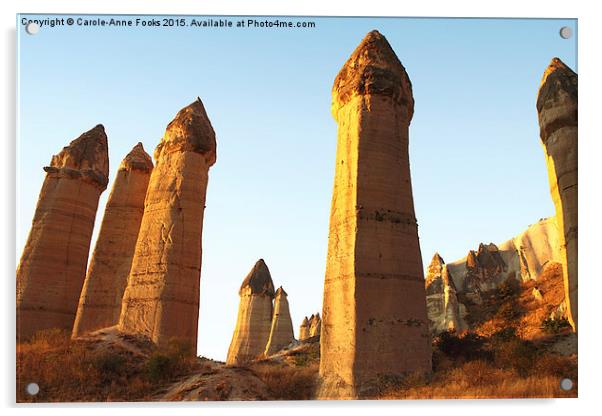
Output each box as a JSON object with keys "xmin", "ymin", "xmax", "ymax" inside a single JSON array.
[
  {"xmin": 492, "ymin": 338, "xmax": 537, "ymax": 376},
  {"xmin": 92, "ymin": 351, "xmax": 126, "ymax": 381},
  {"xmin": 144, "ymin": 338, "xmax": 198, "ymax": 382},
  {"xmin": 250, "ymin": 362, "xmax": 317, "ymax": 400},
  {"xmin": 541, "ymin": 317, "xmax": 571, "ymax": 334},
  {"xmin": 145, "ymin": 354, "xmax": 174, "ymax": 382},
  {"xmin": 435, "ymin": 331, "xmax": 490, "ymax": 362},
  {"xmin": 497, "ymin": 278, "xmax": 520, "ymax": 300},
  {"xmin": 491, "ymin": 327, "xmax": 519, "ymax": 342},
  {"xmin": 497, "ymin": 301, "xmax": 522, "ymax": 321}
]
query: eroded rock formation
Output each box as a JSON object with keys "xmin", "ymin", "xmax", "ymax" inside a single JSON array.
[
  {"xmin": 319, "ymin": 30, "xmax": 431, "ymax": 399},
  {"xmin": 72, "ymin": 143, "xmax": 153, "ymax": 337},
  {"xmin": 309, "ymin": 312, "xmax": 321, "ymax": 337},
  {"xmin": 446, "ymin": 217, "xmax": 562, "ymax": 298},
  {"xmin": 426, "ymin": 217, "xmax": 564, "ymax": 335},
  {"xmin": 425, "ymin": 254, "xmax": 467, "ymax": 334},
  {"xmin": 537, "ymin": 58, "xmax": 578, "ymax": 332},
  {"xmin": 299, "ymin": 317, "xmax": 310, "ymax": 341},
  {"xmin": 227, "ymin": 259, "xmax": 275, "ymax": 365},
  {"xmin": 118, "ymin": 98, "xmax": 217, "ymax": 351},
  {"xmin": 264, "ymin": 286, "xmax": 295, "ymax": 356},
  {"xmin": 17, "ymin": 125, "xmax": 109, "ymax": 339}
]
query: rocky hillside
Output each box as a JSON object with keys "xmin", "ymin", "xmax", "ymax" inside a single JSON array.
[{"xmin": 426, "ymin": 217, "xmax": 567, "ymax": 335}]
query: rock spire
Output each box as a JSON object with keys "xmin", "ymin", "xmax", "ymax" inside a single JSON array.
[
  {"xmin": 536, "ymin": 57, "xmax": 578, "ymax": 331},
  {"xmin": 72, "ymin": 142, "xmax": 153, "ymax": 337},
  {"xmin": 319, "ymin": 30, "xmax": 431, "ymax": 399},
  {"xmin": 17, "ymin": 125, "xmax": 109, "ymax": 339},
  {"xmin": 226, "ymin": 259, "xmax": 275, "ymax": 365},
  {"xmin": 118, "ymin": 98, "xmax": 217, "ymax": 352},
  {"xmin": 424, "ymin": 254, "xmax": 467, "ymax": 334},
  {"xmin": 264, "ymin": 286, "xmax": 295, "ymax": 356}
]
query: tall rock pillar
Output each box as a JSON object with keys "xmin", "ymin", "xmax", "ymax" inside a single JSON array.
[
  {"xmin": 299, "ymin": 317, "xmax": 310, "ymax": 341},
  {"xmin": 226, "ymin": 259, "xmax": 275, "ymax": 365},
  {"xmin": 264, "ymin": 286, "xmax": 295, "ymax": 356},
  {"xmin": 17, "ymin": 125, "xmax": 109, "ymax": 339},
  {"xmin": 537, "ymin": 58, "xmax": 578, "ymax": 331},
  {"xmin": 118, "ymin": 99, "xmax": 217, "ymax": 352},
  {"xmin": 72, "ymin": 143, "xmax": 153, "ymax": 337},
  {"xmin": 319, "ymin": 30, "xmax": 431, "ymax": 399}
]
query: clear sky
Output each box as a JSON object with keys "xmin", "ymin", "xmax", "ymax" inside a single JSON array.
[{"xmin": 17, "ymin": 15, "xmax": 577, "ymax": 361}]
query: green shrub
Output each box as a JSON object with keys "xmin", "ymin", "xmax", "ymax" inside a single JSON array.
[
  {"xmin": 435, "ymin": 331, "xmax": 490, "ymax": 362},
  {"xmin": 497, "ymin": 278, "xmax": 520, "ymax": 300},
  {"xmin": 497, "ymin": 301, "xmax": 522, "ymax": 321},
  {"xmin": 492, "ymin": 338, "xmax": 537, "ymax": 376},
  {"xmin": 92, "ymin": 351, "xmax": 126, "ymax": 380},
  {"xmin": 491, "ymin": 327, "xmax": 519, "ymax": 342},
  {"xmin": 145, "ymin": 353, "xmax": 174, "ymax": 382},
  {"xmin": 541, "ymin": 317, "xmax": 571, "ymax": 334}
]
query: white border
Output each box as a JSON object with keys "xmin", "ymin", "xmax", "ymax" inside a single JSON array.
[{"xmin": 3, "ymin": 1, "xmax": 601, "ymax": 415}]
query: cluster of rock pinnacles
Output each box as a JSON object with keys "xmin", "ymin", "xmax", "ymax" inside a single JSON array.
[{"xmin": 16, "ymin": 30, "xmax": 577, "ymax": 399}]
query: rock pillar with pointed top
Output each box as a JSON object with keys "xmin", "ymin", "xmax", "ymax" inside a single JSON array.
[
  {"xmin": 72, "ymin": 143, "xmax": 153, "ymax": 337},
  {"xmin": 299, "ymin": 316, "xmax": 310, "ymax": 340},
  {"xmin": 537, "ymin": 58, "xmax": 578, "ymax": 332},
  {"xmin": 425, "ymin": 253, "xmax": 467, "ymax": 334},
  {"xmin": 309, "ymin": 312, "xmax": 322, "ymax": 337},
  {"xmin": 226, "ymin": 259, "xmax": 275, "ymax": 365},
  {"xmin": 118, "ymin": 99, "xmax": 217, "ymax": 351},
  {"xmin": 17, "ymin": 125, "xmax": 109, "ymax": 339},
  {"xmin": 264, "ymin": 286, "xmax": 295, "ymax": 356},
  {"xmin": 319, "ymin": 30, "xmax": 431, "ymax": 398}
]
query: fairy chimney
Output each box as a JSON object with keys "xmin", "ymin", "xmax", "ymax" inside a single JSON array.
[
  {"xmin": 118, "ymin": 98, "xmax": 217, "ymax": 352},
  {"xmin": 17, "ymin": 125, "xmax": 109, "ymax": 339},
  {"xmin": 299, "ymin": 316, "xmax": 310, "ymax": 340},
  {"xmin": 226, "ymin": 259, "xmax": 275, "ymax": 365},
  {"xmin": 537, "ymin": 58, "xmax": 578, "ymax": 332},
  {"xmin": 72, "ymin": 143, "xmax": 153, "ymax": 337},
  {"xmin": 264, "ymin": 286, "xmax": 295, "ymax": 356},
  {"xmin": 319, "ymin": 30, "xmax": 432, "ymax": 398}
]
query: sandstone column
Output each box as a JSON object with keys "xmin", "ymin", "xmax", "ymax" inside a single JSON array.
[
  {"xmin": 299, "ymin": 317, "xmax": 310, "ymax": 341},
  {"xmin": 537, "ymin": 58, "xmax": 578, "ymax": 332},
  {"xmin": 319, "ymin": 30, "xmax": 431, "ymax": 399},
  {"xmin": 264, "ymin": 286, "xmax": 295, "ymax": 356},
  {"xmin": 425, "ymin": 253, "xmax": 467, "ymax": 334},
  {"xmin": 309, "ymin": 312, "xmax": 321, "ymax": 337},
  {"xmin": 118, "ymin": 98, "xmax": 217, "ymax": 352},
  {"xmin": 226, "ymin": 259, "xmax": 275, "ymax": 365},
  {"xmin": 72, "ymin": 143, "xmax": 153, "ymax": 337},
  {"xmin": 17, "ymin": 125, "xmax": 109, "ymax": 339}
]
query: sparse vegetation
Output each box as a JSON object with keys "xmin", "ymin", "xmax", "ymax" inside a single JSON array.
[
  {"xmin": 541, "ymin": 317, "xmax": 571, "ymax": 334},
  {"xmin": 249, "ymin": 361, "xmax": 318, "ymax": 400},
  {"xmin": 16, "ymin": 330, "xmax": 200, "ymax": 402}
]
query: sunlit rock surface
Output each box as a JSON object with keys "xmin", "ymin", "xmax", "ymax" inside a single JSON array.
[
  {"xmin": 17, "ymin": 125, "xmax": 109, "ymax": 339},
  {"xmin": 319, "ymin": 30, "xmax": 431, "ymax": 399},
  {"xmin": 73, "ymin": 143, "xmax": 153, "ymax": 337},
  {"xmin": 118, "ymin": 98, "xmax": 217, "ymax": 352}
]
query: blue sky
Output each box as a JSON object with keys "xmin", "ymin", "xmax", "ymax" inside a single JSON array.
[{"xmin": 17, "ymin": 15, "xmax": 576, "ymax": 360}]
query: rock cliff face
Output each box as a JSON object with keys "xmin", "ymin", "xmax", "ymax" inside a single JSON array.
[
  {"xmin": 424, "ymin": 254, "xmax": 467, "ymax": 334},
  {"xmin": 72, "ymin": 143, "xmax": 153, "ymax": 337},
  {"xmin": 446, "ymin": 217, "xmax": 562, "ymax": 297},
  {"xmin": 118, "ymin": 98, "xmax": 217, "ymax": 352},
  {"xmin": 319, "ymin": 30, "xmax": 431, "ymax": 399},
  {"xmin": 537, "ymin": 58, "xmax": 578, "ymax": 332},
  {"xmin": 17, "ymin": 125, "xmax": 109, "ymax": 339},
  {"xmin": 264, "ymin": 286, "xmax": 295, "ymax": 356},
  {"xmin": 227, "ymin": 259, "xmax": 275, "ymax": 365},
  {"xmin": 299, "ymin": 317, "xmax": 310, "ymax": 341},
  {"xmin": 427, "ymin": 217, "xmax": 564, "ymax": 334}
]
